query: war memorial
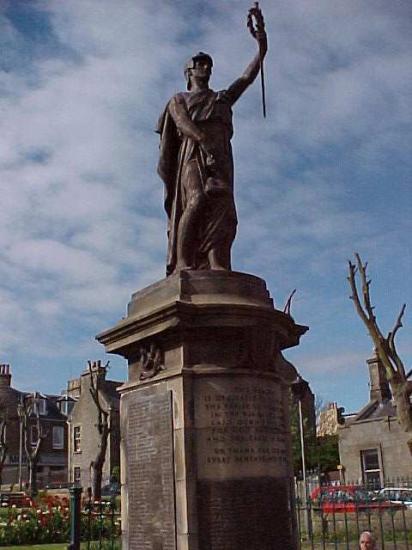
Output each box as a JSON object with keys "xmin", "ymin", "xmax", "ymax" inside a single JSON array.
[{"xmin": 97, "ymin": 5, "xmax": 307, "ymax": 549}]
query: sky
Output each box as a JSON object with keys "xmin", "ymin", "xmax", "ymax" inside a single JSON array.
[{"xmin": 0, "ymin": 0, "xmax": 411, "ymax": 413}]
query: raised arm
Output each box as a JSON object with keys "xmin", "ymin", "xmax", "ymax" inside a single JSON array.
[{"xmin": 226, "ymin": 6, "xmax": 267, "ymax": 105}]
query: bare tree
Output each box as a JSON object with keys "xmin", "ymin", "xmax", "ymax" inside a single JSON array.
[
  {"xmin": 0, "ymin": 408, "xmax": 8, "ymax": 488},
  {"xmin": 18, "ymin": 393, "xmax": 48, "ymax": 496},
  {"xmin": 88, "ymin": 361, "xmax": 111, "ymax": 500},
  {"xmin": 348, "ymin": 253, "xmax": 412, "ymax": 454}
]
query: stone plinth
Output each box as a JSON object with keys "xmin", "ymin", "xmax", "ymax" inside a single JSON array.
[{"xmin": 97, "ymin": 271, "xmax": 307, "ymax": 550}]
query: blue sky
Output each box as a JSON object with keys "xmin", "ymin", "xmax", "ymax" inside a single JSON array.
[{"xmin": 0, "ymin": 0, "xmax": 411, "ymax": 413}]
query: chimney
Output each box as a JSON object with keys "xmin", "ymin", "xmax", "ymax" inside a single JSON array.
[
  {"xmin": 367, "ymin": 351, "xmax": 391, "ymax": 402},
  {"xmin": 88, "ymin": 360, "xmax": 106, "ymax": 376},
  {"xmin": 81, "ymin": 360, "xmax": 106, "ymax": 391},
  {"xmin": 0, "ymin": 364, "xmax": 11, "ymax": 387}
]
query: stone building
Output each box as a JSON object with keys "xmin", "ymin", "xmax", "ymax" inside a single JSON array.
[
  {"xmin": 338, "ymin": 352, "xmax": 411, "ymax": 486},
  {"xmin": 317, "ymin": 402, "xmax": 345, "ymax": 437},
  {"xmin": 67, "ymin": 361, "xmax": 121, "ymax": 488},
  {"xmin": 0, "ymin": 364, "xmax": 69, "ymax": 488}
]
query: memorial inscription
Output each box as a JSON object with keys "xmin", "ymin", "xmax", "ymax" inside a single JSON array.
[
  {"xmin": 125, "ymin": 390, "xmax": 176, "ymax": 549},
  {"xmin": 195, "ymin": 377, "xmax": 289, "ymax": 479}
]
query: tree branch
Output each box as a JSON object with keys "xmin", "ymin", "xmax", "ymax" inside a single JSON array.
[
  {"xmin": 349, "ymin": 254, "xmax": 396, "ymax": 380},
  {"xmin": 348, "ymin": 253, "xmax": 411, "ymax": 444},
  {"xmin": 387, "ymin": 303, "xmax": 407, "ymax": 379}
]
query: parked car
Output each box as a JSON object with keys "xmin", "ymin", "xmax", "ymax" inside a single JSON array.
[
  {"xmin": 310, "ymin": 485, "xmax": 405, "ymax": 513},
  {"xmin": 378, "ymin": 488, "xmax": 412, "ymax": 508}
]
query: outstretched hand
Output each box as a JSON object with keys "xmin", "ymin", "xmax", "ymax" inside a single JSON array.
[{"xmin": 247, "ymin": 3, "xmax": 267, "ymax": 55}]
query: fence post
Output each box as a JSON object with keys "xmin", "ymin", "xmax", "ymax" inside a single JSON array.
[{"xmin": 68, "ymin": 485, "xmax": 83, "ymax": 550}]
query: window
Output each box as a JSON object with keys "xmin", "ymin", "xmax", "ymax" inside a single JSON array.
[
  {"xmin": 74, "ymin": 467, "xmax": 81, "ymax": 484},
  {"xmin": 60, "ymin": 399, "xmax": 75, "ymax": 416},
  {"xmin": 52, "ymin": 426, "xmax": 64, "ymax": 449},
  {"xmin": 36, "ymin": 399, "xmax": 47, "ymax": 415},
  {"xmin": 361, "ymin": 449, "xmax": 381, "ymax": 489},
  {"xmin": 73, "ymin": 426, "xmax": 81, "ymax": 452},
  {"xmin": 30, "ymin": 425, "xmax": 39, "ymax": 446}
]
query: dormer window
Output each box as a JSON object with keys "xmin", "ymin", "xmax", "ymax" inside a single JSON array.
[
  {"xmin": 36, "ymin": 398, "xmax": 47, "ymax": 415},
  {"xmin": 59, "ymin": 398, "xmax": 74, "ymax": 416}
]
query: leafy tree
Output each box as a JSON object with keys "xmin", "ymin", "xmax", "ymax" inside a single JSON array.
[
  {"xmin": 290, "ymin": 392, "xmax": 340, "ymax": 477},
  {"xmin": 315, "ymin": 435, "xmax": 340, "ymax": 473},
  {"xmin": 290, "ymin": 389, "xmax": 317, "ymax": 477}
]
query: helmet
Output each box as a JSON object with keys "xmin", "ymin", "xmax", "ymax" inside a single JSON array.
[{"xmin": 184, "ymin": 52, "xmax": 213, "ymax": 90}]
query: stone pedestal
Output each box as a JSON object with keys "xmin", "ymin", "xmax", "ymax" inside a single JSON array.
[{"xmin": 97, "ymin": 270, "xmax": 307, "ymax": 550}]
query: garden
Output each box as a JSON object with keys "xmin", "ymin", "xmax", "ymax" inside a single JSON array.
[{"xmin": 0, "ymin": 492, "xmax": 120, "ymax": 548}]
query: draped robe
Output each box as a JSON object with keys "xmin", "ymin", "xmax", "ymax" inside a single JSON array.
[{"xmin": 157, "ymin": 88, "xmax": 238, "ymax": 275}]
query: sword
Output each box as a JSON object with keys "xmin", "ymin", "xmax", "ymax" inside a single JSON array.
[{"xmin": 247, "ymin": 2, "xmax": 267, "ymax": 118}]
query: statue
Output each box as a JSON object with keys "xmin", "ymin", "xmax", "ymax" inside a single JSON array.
[{"xmin": 157, "ymin": 4, "xmax": 267, "ymax": 276}]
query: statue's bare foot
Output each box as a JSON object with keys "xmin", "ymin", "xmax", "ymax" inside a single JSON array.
[
  {"xmin": 208, "ymin": 249, "xmax": 229, "ymax": 271},
  {"xmin": 176, "ymin": 264, "xmax": 194, "ymax": 272}
]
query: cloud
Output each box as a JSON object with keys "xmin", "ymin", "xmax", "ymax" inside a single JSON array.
[{"xmin": 0, "ymin": 0, "xmax": 411, "ymax": 406}]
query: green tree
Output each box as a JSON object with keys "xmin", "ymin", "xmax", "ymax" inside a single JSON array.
[
  {"xmin": 290, "ymin": 391, "xmax": 317, "ymax": 477},
  {"xmin": 290, "ymin": 393, "xmax": 340, "ymax": 477}
]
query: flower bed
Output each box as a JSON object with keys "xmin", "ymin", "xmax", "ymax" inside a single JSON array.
[
  {"xmin": 0, "ymin": 494, "xmax": 121, "ymax": 547},
  {"xmin": 0, "ymin": 496, "xmax": 70, "ymax": 546}
]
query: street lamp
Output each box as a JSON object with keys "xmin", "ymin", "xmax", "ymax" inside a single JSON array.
[{"xmin": 291, "ymin": 375, "xmax": 312, "ymax": 538}]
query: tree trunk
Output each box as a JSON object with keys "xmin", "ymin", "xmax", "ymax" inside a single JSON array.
[
  {"xmin": 29, "ymin": 458, "xmax": 38, "ymax": 497},
  {"xmin": 391, "ymin": 378, "xmax": 412, "ymax": 453},
  {"xmin": 0, "ymin": 450, "xmax": 6, "ymax": 489},
  {"xmin": 92, "ymin": 428, "xmax": 108, "ymax": 500},
  {"xmin": 92, "ymin": 464, "xmax": 103, "ymax": 501}
]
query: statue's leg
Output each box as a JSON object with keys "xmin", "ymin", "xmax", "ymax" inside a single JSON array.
[
  {"xmin": 206, "ymin": 193, "xmax": 236, "ymax": 271},
  {"xmin": 176, "ymin": 160, "xmax": 205, "ymax": 270},
  {"xmin": 208, "ymin": 242, "xmax": 231, "ymax": 271}
]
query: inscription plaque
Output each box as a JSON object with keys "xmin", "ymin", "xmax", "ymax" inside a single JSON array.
[
  {"xmin": 125, "ymin": 389, "xmax": 176, "ymax": 549},
  {"xmin": 195, "ymin": 376, "xmax": 289, "ymax": 479}
]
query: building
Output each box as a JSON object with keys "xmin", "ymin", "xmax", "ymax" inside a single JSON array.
[
  {"xmin": 67, "ymin": 361, "xmax": 121, "ymax": 488},
  {"xmin": 338, "ymin": 352, "xmax": 411, "ymax": 486},
  {"xmin": 0, "ymin": 364, "xmax": 69, "ymax": 488},
  {"xmin": 317, "ymin": 402, "xmax": 345, "ymax": 437}
]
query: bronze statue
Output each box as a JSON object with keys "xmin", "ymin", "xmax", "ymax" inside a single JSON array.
[{"xmin": 157, "ymin": 4, "xmax": 267, "ymax": 276}]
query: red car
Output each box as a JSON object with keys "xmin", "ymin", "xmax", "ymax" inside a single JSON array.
[{"xmin": 310, "ymin": 485, "xmax": 404, "ymax": 514}]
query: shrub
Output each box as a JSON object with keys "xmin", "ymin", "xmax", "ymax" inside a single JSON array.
[{"xmin": 0, "ymin": 500, "xmax": 70, "ymax": 545}]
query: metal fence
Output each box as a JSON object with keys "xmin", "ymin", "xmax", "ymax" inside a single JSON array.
[
  {"xmin": 69, "ymin": 486, "xmax": 121, "ymax": 550},
  {"xmin": 295, "ymin": 478, "xmax": 412, "ymax": 549}
]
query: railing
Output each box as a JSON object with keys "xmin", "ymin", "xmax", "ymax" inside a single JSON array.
[
  {"xmin": 69, "ymin": 486, "xmax": 121, "ymax": 550},
  {"xmin": 295, "ymin": 478, "xmax": 412, "ymax": 549}
]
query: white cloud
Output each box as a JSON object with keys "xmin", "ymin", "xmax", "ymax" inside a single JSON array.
[{"xmin": 0, "ymin": 0, "xmax": 411, "ymax": 406}]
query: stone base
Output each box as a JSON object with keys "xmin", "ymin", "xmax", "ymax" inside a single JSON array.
[{"xmin": 97, "ymin": 271, "xmax": 307, "ymax": 550}]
